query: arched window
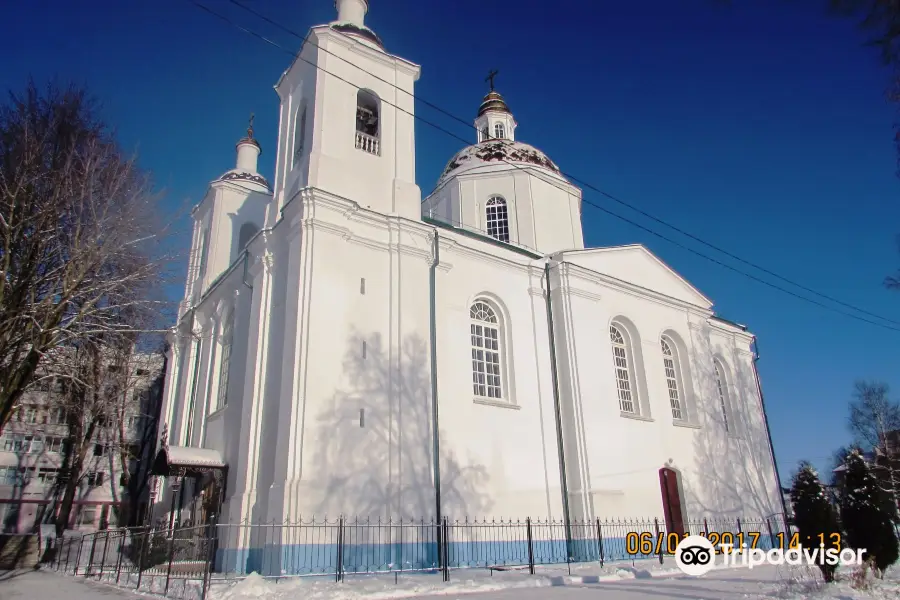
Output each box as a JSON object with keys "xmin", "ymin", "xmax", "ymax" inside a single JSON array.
[
  {"xmin": 216, "ymin": 310, "xmax": 235, "ymax": 412},
  {"xmin": 610, "ymin": 324, "xmax": 636, "ymax": 414},
  {"xmin": 196, "ymin": 228, "xmax": 209, "ymax": 282},
  {"xmin": 470, "ymin": 300, "xmax": 504, "ymax": 401},
  {"xmin": 293, "ymin": 103, "xmax": 307, "ymax": 166},
  {"xmin": 494, "ymin": 123, "xmax": 506, "ymax": 140},
  {"xmin": 713, "ymin": 359, "xmax": 730, "ymax": 432},
  {"xmin": 485, "ymin": 196, "xmax": 510, "ymax": 242},
  {"xmin": 355, "ymin": 89, "xmax": 380, "ymax": 155},
  {"xmin": 238, "ymin": 222, "xmax": 259, "ymax": 252},
  {"xmin": 481, "ymin": 127, "xmax": 489, "ymax": 142},
  {"xmin": 661, "ymin": 336, "xmax": 683, "ymax": 420}
]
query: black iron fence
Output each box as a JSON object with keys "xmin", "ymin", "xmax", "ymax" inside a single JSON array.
[{"xmin": 44, "ymin": 514, "xmax": 788, "ymax": 600}]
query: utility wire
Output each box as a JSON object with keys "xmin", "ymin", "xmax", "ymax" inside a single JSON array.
[
  {"xmin": 226, "ymin": 0, "xmax": 900, "ymax": 329},
  {"xmin": 187, "ymin": 0, "xmax": 900, "ymax": 333}
]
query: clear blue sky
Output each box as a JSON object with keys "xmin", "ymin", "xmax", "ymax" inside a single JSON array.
[{"xmin": 4, "ymin": 0, "xmax": 900, "ymax": 489}]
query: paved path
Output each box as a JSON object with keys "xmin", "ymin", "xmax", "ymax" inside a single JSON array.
[{"xmin": 0, "ymin": 569, "xmax": 142, "ymax": 599}]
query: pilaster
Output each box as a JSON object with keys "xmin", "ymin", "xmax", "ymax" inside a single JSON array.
[{"xmin": 229, "ymin": 244, "xmax": 277, "ymax": 530}]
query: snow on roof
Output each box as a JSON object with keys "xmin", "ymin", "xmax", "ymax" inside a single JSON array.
[{"xmin": 163, "ymin": 445, "xmax": 226, "ymax": 469}]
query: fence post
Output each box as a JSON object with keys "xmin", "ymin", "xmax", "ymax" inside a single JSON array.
[
  {"xmin": 136, "ymin": 530, "xmax": 151, "ymax": 590},
  {"xmin": 764, "ymin": 518, "xmax": 775, "ymax": 551},
  {"xmin": 441, "ymin": 517, "xmax": 450, "ymax": 582},
  {"xmin": 335, "ymin": 516, "xmax": 345, "ymax": 583},
  {"xmin": 98, "ymin": 531, "xmax": 110, "ymax": 580},
  {"xmin": 85, "ymin": 534, "xmax": 98, "ymax": 578},
  {"xmin": 164, "ymin": 527, "xmax": 177, "ymax": 596},
  {"xmin": 66, "ymin": 536, "xmax": 75, "ymax": 574},
  {"xmin": 525, "ymin": 517, "xmax": 535, "ymax": 575},
  {"xmin": 201, "ymin": 515, "xmax": 218, "ymax": 600},
  {"xmin": 703, "ymin": 518, "xmax": 709, "ymax": 537},
  {"xmin": 115, "ymin": 531, "xmax": 125, "ymax": 584},
  {"xmin": 654, "ymin": 518, "xmax": 663, "ymax": 565},
  {"xmin": 595, "ymin": 518, "xmax": 604, "ymax": 568}
]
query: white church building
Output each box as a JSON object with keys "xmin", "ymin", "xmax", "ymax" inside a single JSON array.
[{"xmin": 155, "ymin": 0, "xmax": 784, "ymax": 573}]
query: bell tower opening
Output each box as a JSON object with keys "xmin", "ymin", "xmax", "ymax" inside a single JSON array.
[{"xmin": 355, "ymin": 89, "xmax": 381, "ymax": 155}]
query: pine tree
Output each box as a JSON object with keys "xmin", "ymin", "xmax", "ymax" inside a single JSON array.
[
  {"xmin": 840, "ymin": 449, "xmax": 900, "ymax": 577},
  {"xmin": 791, "ymin": 462, "xmax": 842, "ymax": 582}
]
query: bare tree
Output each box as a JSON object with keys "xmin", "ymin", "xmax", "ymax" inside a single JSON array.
[
  {"xmin": 847, "ymin": 380, "xmax": 900, "ymax": 513},
  {"xmin": 0, "ymin": 80, "xmax": 171, "ymax": 433}
]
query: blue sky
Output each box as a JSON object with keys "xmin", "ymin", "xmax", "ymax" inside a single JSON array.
[{"xmin": 4, "ymin": 0, "xmax": 900, "ymax": 489}]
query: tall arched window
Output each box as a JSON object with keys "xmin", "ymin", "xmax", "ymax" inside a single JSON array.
[
  {"xmin": 661, "ymin": 336, "xmax": 683, "ymax": 420},
  {"xmin": 293, "ymin": 102, "xmax": 307, "ymax": 166},
  {"xmin": 355, "ymin": 89, "xmax": 380, "ymax": 155},
  {"xmin": 494, "ymin": 123, "xmax": 506, "ymax": 140},
  {"xmin": 485, "ymin": 196, "xmax": 510, "ymax": 242},
  {"xmin": 610, "ymin": 324, "xmax": 636, "ymax": 414},
  {"xmin": 196, "ymin": 228, "xmax": 209, "ymax": 282},
  {"xmin": 216, "ymin": 310, "xmax": 235, "ymax": 412},
  {"xmin": 470, "ymin": 300, "xmax": 504, "ymax": 401},
  {"xmin": 713, "ymin": 359, "xmax": 730, "ymax": 432}
]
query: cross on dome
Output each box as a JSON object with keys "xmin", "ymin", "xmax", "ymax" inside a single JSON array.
[{"xmin": 486, "ymin": 69, "xmax": 499, "ymax": 91}]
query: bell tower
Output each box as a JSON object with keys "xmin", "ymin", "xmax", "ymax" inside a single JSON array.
[{"xmin": 269, "ymin": 0, "xmax": 423, "ymax": 224}]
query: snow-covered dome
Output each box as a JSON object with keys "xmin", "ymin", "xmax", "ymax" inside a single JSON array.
[
  {"xmin": 215, "ymin": 169, "xmax": 270, "ymax": 192},
  {"xmin": 438, "ymin": 140, "xmax": 564, "ymax": 185}
]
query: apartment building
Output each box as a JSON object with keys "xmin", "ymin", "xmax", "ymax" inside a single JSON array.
[{"xmin": 0, "ymin": 352, "xmax": 164, "ymax": 533}]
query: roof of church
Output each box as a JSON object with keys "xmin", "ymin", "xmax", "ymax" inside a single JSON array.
[{"xmin": 438, "ymin": 140, "xmax": 564, "ymax": 184}]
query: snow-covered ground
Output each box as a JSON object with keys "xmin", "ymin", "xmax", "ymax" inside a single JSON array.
[
  {"xmin": 8, "ymin": 557, "xmax": 900, "ymax": 600},
  {"xmin": 207, "ymin": 558, "xmax": 900, "ymax": 600}
]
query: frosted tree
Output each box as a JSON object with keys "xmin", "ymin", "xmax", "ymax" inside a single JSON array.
[
  {"xmin": 791, "ymin": 462, "xmax": 841, "ymax": 583},
  {"xmin": 840, "ymin": 449, "xmax": 899, "ymax": 577}
]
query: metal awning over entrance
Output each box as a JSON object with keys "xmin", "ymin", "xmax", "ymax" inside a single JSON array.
[{"xmin": 152, "ymin": 445, "xmax": 226, "ymax": 477}]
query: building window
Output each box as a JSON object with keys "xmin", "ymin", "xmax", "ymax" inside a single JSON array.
[
  {"xmin": 610, "ymin": 324, "xmax": 637, "ymax": 414},
  {"xmin": 355, "ymin": 89, "xmax": 380, "ymax": 155},
  {"xmin": 77, "ymin": 507, "xmax": 97, "ymax": 526},
  {"xmin": 293, "ymin": 102, "xmax": 307, "ymax": 166},
  {"xmin": 216, "ymin": 311, "xmax": 235, "ymax": 411},
  {"xmin": 714, "ymin": 359, "xmax": 731, "ymax": 432},
  {"xmin": 196, "ymin": 228, "xmax": 209, "ymax": 283},
  {"xmin": 481, "ymin": 127, "xmax": 489, "ymax": 142},
  {"xmin": 86, "ymin": 472, "xmax": 104, "ymax": 488},
  {"xmin": 661, "ymin": 336, "xmax": 683, "ymax": 420},
  {"xmin": 485, "ymin": 196, "xmax": 510, "ymax": 242},
  {"xmin": 494, "ymin": 123, "xmax": 506, "ymax": 140},
  {"xmin": 470, "ymin": 300, "xmax": 504, "ymax": 401}
]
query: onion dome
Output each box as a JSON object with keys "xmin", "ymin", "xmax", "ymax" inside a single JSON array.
[
  {"xmin": 477, "ymin": 91, "xmax": 511, "ymax": 117},
  {"xmin": 438, "ymin": 140, "xmax": 564, "ymax": 185}
]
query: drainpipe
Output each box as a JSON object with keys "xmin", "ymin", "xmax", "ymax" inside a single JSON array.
[
  {"xmin": 429, "ymin": 231, "xmax": 443, "ymax": 525},
  {"xmin": 543, "ymin": 261, "xmax": 572, "ymax": 557},
  {"xmin": 751, "ymin": 337, "xmax": 789, "ymax": 533}
]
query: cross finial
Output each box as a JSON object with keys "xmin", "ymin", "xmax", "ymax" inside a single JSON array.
[
  {"xmin": 247, "ymin": 113, "xmax": 255, "ymax": 139},
  {"xmin": 486, "ymin": 69, "xmax": 499, "ymax": 92}
]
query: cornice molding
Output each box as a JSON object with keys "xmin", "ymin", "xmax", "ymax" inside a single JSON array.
[{"xmin": 562, "ymin": 261, "xmax": 713, "ymax": 316}]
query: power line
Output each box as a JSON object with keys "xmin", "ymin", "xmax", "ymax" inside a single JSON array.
[
  {"xmin": 186, "ymin": 0, "xmax": 900, "ymax": 333},
  {"xmin": 226, "ymin": 0, "xmax": 900, "ymax": 329}
]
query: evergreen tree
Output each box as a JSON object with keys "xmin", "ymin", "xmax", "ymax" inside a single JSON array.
[
  {"xmin": 791, "ymin": 462, "xmax": 842, "ymax": 583},
  {"xmin": 840, "ymin": 449, "xmax": 900, "ymax": 577}
]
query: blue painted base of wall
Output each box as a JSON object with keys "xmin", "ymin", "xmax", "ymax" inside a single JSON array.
[
  {"xmin": 215, "ymin": 536, "xmax": 774, "ymax": 576},
  {"xmin": 213, "ymin": 535, "xmax": 783, "ymax": 576}
]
